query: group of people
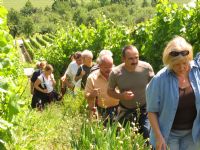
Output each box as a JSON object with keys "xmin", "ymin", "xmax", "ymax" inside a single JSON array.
[
  {"xmin": 31, "ymin": 61, "xmax": 60, "ymax": 109},
  {"xmin": 30, "ymin": 36, "xmax": 200, "ymax": 150}
]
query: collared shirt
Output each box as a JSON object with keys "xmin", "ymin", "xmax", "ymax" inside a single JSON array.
[
  {"xmin": 85, "ymin": 70, "xmax": 119, "ymax": 108},
  {"xmin": 146, "ymin": 60, "xmax": 200, "ymax": 147}
]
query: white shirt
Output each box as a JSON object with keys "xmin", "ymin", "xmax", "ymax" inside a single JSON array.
[
  {"xmin": 65, "ymin": 61, "xmax": 81, "ymax": 88},
  {"xmin": 38, "ymin": 73, "xmax": 54, "ymax": 93}
]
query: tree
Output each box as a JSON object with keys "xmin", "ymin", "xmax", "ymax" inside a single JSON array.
[
  {"xmin": 151, "ymin": 0, "xmax": 157, "ymax": 6},
  {"xmin": 7, "ymin": 9, "xmax": 20, "ymax": 37},
  {"xmin": 142, "ymin": 0, "xmax": 149, "ymax": 7},
  {"xmin": 21, "ymin": 18, "xmax": 34, "ymax": 37},
  {"xmin": 20, "ymin": 0, "xmax": 37, "ymax": 16}
]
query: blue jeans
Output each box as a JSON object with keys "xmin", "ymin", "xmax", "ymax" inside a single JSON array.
[{"xmin": 167, "ymin": 129, "xmax": 200, "ymax": 150}]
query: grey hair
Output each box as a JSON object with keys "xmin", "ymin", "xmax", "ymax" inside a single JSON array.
[
  {"xmin": 97, "ymin": 50, "xmax": 113, "ymax": 64},
  {"xmin": 98, "ymin": 55, "xmax": 113, "ymax": 65},
  {"xmin": 99, "ymin": 50, "xmax": 113, "ymax": 57},
  {"xmin": 81, "ymin": 50, "xmax": 93, "ymax": 58}
]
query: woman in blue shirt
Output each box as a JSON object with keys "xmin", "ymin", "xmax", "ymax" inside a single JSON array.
[{"xmin": 146, "ymin": 36, "xmax": 200, "ymax": 150}]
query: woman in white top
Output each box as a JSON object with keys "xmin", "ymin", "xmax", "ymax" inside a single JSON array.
[{"xmin": 34, "ymin": 64, "xmax": 57, "ymax": 107}]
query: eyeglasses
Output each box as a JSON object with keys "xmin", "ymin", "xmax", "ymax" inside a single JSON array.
[{"xmin": 169, "ymin": 50, "xmax": 189, "ymax": 57}]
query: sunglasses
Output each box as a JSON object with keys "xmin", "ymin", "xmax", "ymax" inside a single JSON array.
[{"xmin": 169, "ymin": 50, "xmax": 189, "ymax": 57}]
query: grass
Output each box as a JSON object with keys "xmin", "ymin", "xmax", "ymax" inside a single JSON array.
[
  {"xmin": 2, "ymin": 0, "xmax": 54, "ymax": 10},
  {"xmin": 3, "ymin": 75, "xmax": 150, "ymax": 149},
  {"xmin": 5, "ymin": 79, "xmax": 87, "ymax": 149}
]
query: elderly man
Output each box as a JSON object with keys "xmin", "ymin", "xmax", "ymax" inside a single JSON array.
[
  {"xmin": 107, "ymin": 45, "xmax": 154, "ymax": 138},
  {"xmin": 75, "ymin": 50, "xmax": 94, "ymax": 89},
  {"xmin": 85, "ymin": 54, "xmax": 119, "ymax": 123}
]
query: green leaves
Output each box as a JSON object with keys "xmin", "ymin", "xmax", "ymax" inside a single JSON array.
[
  {"xmin": 133, "ymin": 0, "xmax": 200, "ymax": 72},
  {"xmin": 0, "ymin": 6, "xmax": 23, "ymax": 147}
]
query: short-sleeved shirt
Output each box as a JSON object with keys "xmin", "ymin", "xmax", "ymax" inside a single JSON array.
[
  {"xmin": 38, "ymin": 73, "xmax": 54, "ymax": 93},
  {"xmin": 85, "ymin": 70, "xmax": 119, "ymax": 108},
  {"xmin": 108, "ymin": 61, "xmax": 154, "ymax": 109},
  {"xmin": 65, "ymin": 61, "xmax": 81, "ymax": 88},
  {"xmin": 146, "ymin": 61, "xmax": 200, "ymax": 147},
  {"xmin": 76, "ymin": 64, "xmax": 94, "ymax": 89}
]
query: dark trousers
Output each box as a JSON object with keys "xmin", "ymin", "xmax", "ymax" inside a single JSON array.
[
  {"xmin": 97, "ymin": 105, "xmax": 118, "ymax": 125},
  {"xmin": 31, "ymin": 90, "xmax": 59, "ymax": 109},
  {"xmin": 117, "ymin": 104, "xmax": 150, "ymax": 139}
]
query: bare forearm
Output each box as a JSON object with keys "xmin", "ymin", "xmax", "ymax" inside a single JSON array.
[
  {"xmin": 148, "ymin": 112, "xmax": 162, "ymax": 139},
  {"xmin": 34, "ymin": 80, "xmax": 45, "ymax": 92},
  {"xmin": 85, "ymin": 94, "xmax": 96, "ymax": 109},
  {"xmin": 107, "ymin": 88, "xmax": 122, "ymax": 100},
  {"xmin": 75, "ymin": 75, "xmax": 82, "ymax": 82}
]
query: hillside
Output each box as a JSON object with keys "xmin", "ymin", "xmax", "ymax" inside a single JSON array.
[
  {"xmin": 2, "ymin": 0, "xmax": 54, "ymax": 10},
  {"xmin": 2, "ymin": 0, "xmax": 191, "ymax": 11}
]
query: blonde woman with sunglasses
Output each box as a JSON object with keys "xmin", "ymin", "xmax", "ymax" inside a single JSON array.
[{"xmin": 146, "ymin": 36, "xmax": 200, "ymax": 150}]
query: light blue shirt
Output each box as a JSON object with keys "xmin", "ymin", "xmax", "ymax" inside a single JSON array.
[{"xmin": 146, "ymin": 60, "xmax": 200, "ymax": 147}]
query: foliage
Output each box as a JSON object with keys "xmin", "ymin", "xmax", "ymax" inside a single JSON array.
[
  {"xmin": 5, "ymin": 0, "xmax": 158, "ymax": 37},
  {"xmin": 0, "ymin": 6, "xmax": 23, "ymax": 148},
  {"xmin": 22, "ymin": 38, "xmax": 34, "ymax": 59},
  {"xmin": 4, "ymin": 86, "xmax": 149, "ymax": 149},
  {"xmin": 29, "ymin": 37, "xmax": 42, "ymax": 49},
  {"xmin": 36, "ymin": 35, "xmax": 48, "ymax": 47},
  {"xmin": 7, "ymin": 8, "xmax": 20, "ymax": 37},
  {"xmin": 28, "ymin": 1, "xmax": 200, "ymax": 73},
  {"xmin": 6, "ymin": 91, "xmax": 87, "ymax": 149},
  {"xmin": 42, "ymin": 34, "xmax": 54, "ymax": 43},
  {"xmin": 20, "ymin": 0, "xmax": 37, "ymax": 16},
  {"xmin": 21, "ymin": 17, "xmax": 34, "ymax": 37},
  {"xmin": 133, "ymin": 0, "xmax": 200, "ymax": 72},
  {"xmin": 71, "ymin": 120, "xmax": 150, "ymax": 150},
  {"xmin": 43, "ymin": 17, "xmax": 133, "ymax": 75},
  {"xmin": 1, "ymin": 1, "xmax": 200, "ymax": 149}
]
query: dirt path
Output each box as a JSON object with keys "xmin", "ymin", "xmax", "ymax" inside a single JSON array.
[{"xmin": 16, "ymin": 39, "xmax": 32, "ymax": 63}]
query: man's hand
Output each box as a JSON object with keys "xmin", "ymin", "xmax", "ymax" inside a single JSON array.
[
  {"xmin": 80, "ymin": 70, "xmax": 86, "ymax": 76},
  {"xmin": 86, "ymin": 88, "xmax": 100, "ymax": 99},
  {"xmin": 121, "ymin": 90, "xmax": 134, "ymax": 100},
  {"xmin": 89, "ymin": 107, "xmax": 99, "ymax": 120},
  {"xmin": 89, "ymin": 88, "xmax": 100, "ymax": 98},
  {"xmin": 61, "ymin": 75, "xmax": 66, "ymax": 82}
]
